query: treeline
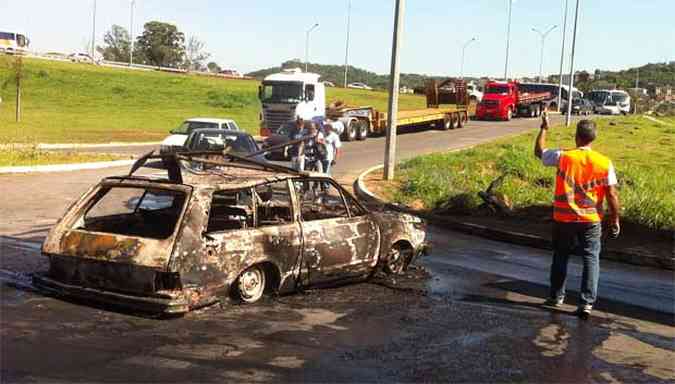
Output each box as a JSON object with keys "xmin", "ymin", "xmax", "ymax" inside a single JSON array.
[
  {"xmin": 246, "ymin": 60, "xmax": 454, "ymax": 89},
  {"xmin": 578, "ymin": 62, "xmax": 675, "ymax": 92},
  {"xmin": 97, "ymin": 22, "xmax": 223, "ymax": 72}
]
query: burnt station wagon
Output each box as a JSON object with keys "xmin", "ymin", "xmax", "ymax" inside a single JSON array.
[{"xmin": 33, "ymin": 152, "xmax": 429, "ymax": 314}]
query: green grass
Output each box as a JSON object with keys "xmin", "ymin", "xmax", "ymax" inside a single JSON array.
[
  {"xmin": 0, "ymin": 146, "xmax": 128, "ymax": 167},
  {"xmin": 391, "ymin": 116, "xmax": 675, "ymax": 231},
  {"xmin": 0, "ymin": 57, "xmax": 426, "ymax": 143}
]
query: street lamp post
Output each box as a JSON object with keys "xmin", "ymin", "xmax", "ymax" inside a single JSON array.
[
  {"xmin": 504, "ymin": 0, "xmax": 513, "ymax": 80},
  {"xmin": 383, "ymin": 0, "xmax": 405, "ymax": 181},
  {"xmin": 532, "ymin": 25, "xmax": 557, "ymax": 82},
  {"xmin": 460, "ymin": 37, "xmax": 477, "ymax": 79},
  {"xmin": 129, "ymin": 0, "xmax": 135, "ymax": 66},
  {"xmin": 565, "ymin": 0, "xmax": 581, "ymax": 127},
  {"xmin": 91, "ymin": 0, "xmax": 97, "ymax": 58},
  {"xmin": 343, "ymin": 0, "xmax": 352, "ymax": 88},
  {"xmin": 557, "ymin": 0, "xmax": 569, "ymax": 111},
  {"xmin": 305, "ymin": 23, "xmax": 319, "ymax": 72}
]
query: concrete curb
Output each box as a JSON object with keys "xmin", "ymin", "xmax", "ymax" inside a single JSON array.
[
  {"xmin": 0, "ymin": 160, "xmax": 136, "ymax": 174},
  {"xmin": 355, "ymin": 165, "xmax": 674, "ymax": 271}
]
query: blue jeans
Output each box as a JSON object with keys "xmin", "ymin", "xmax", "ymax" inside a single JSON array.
[{"xmin": 550, "ymin": 222, "xmax": 602, "ymax": 306}]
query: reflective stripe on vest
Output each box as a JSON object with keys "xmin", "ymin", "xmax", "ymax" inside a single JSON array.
[{"xmin": 553, "ymin": 149, "xmax": 611, "ymax": 223}]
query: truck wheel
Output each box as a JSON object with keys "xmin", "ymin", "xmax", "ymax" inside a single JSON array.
[
  {"xmin": 456, "ymin": 113, "xmax": 464, "ymax": 128},
  {"xmin": 506, "ymin": 108, "xmax": 513, "ymax": 121},
  {"xmin": 356, "ymin": 120, "xmax": 368, "ymax": 141},
  {"xmin": 342, "ymin": 120, "xmax": 357, "ymax": 142},
  {"xmin": 440, "ymin": 116, "xmax": 455, "ymax": 130}
]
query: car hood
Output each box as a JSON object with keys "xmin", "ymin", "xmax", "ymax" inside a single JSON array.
[{"xmin": 161, "ymin": 134, "xmax": 188, "ymax": 147}]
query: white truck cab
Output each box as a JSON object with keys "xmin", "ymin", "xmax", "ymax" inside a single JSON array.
[{"xmin": 259, "ymin": 68, "xmax": 326, "ymax": 136}]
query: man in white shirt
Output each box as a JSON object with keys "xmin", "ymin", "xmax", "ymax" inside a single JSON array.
[{"xmin": 318, "ymin": 123, "xmax": 342, "ymax": 176}]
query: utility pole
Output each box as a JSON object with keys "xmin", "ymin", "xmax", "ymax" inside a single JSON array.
[
  {"xmin": 557, "ymin": 0, "xmax": 569, "ymax": 111},
  {"xmin": 460, "ymin": 37, "xmax": 477, "ymax": 79},
  {"xmin": 634, "ymin": 67, "xmax": 639, "ymax": 114},
  {"xmin": 343, "ymin": 0, "xmax": 352, "ymax": 88},
  {"xmin": 565, "ymin": 0, "xmax": 581, "ymax": 127},
  {"xmin": 15, "ymin": 57, "xmax": 22, "ymax": 123},
  {"xmin": 532, "ymin": 25, "xmax": 557, "ymax": 82},
  {"xmin": 305, "ymin": 23, "xmax": 319, "ymax": 72},
  {"xmin": 130, "ymin": 0, "xmax": 135, "ymax": 66},
  {"xmin": 91, "ymin": 0, "xmax": 97, "ymax": 59},
  {"xmin": 504, "ymin": 0, "xmax": 513, "ymax": 80},
  {"xmin": 384, "ymin": 0, "xmax": 405, "ymax": 180}
]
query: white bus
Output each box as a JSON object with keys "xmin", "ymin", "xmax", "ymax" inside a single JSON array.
[{"xmin": 0, "ymin": 30, "xmax": 30, "ymax": 54}]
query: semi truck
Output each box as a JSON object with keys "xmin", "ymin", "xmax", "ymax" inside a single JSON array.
[
  {"xmin": 476, "ymin": 81, "xmax": 551, "ymax": 121},
  {"xmin": 259, "ymin": 69, "xmax": 472, "ymax": 142}
]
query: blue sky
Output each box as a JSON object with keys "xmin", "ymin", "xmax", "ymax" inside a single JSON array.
[{"xmin": 1, "ymin": 0, "xmax": 673, "ymax": 78}]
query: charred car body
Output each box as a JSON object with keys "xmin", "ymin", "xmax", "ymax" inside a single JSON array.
[{"xmin": 33, "ymin": 152, "xmax": 428, "ymax": 314}]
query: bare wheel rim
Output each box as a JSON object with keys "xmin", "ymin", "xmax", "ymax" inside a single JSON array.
[
  {"xmin": 238, "ymin": 266, "xmax": 266, "ymax": 303},
  {"xmin": 386, "ymin": 246, "xmax": 410, "ymax": 275}
]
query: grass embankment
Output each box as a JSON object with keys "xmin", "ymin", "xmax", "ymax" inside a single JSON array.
[
  {"xmin": 0, "ymin": 146, "xmax": 127, "ymax": 167},
  {"xmin": 387, "ymin": 116, "xmax": 675, "ymax": 232},
  {"xmin": 0, "ymin": 57, "xmax": 426, "ymax": 143}
]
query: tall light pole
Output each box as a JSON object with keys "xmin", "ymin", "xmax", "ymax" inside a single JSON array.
[
  {"xmin": 460, "ymin": 37, "xmax": 477, "ymax": 79},
  {"xmin": 305, "ymin": 23, "xmax": 319, "ymax": 72},
  {"xmin": 565, "ymin": 0, "xmax": 581, "ymax": 127},
  {"xmin": 91, "ymin": 0, "xmax": 97, "ymax": 58},
  {"xmin": 504, "ymin": 0, "xmax": 513, "ymax": 80},
  {"xmin": 557, "ymin": 0, "xmax": 569, "ymax": 111},
  {"xmin": 384, "ymin": 0, "xmax": 405, "ymax": 181},
  {"xmin": 343, "ymin": 0, "xmax": 352, "ymax": 88},
  {"xmin": 129, "ymin": 0, "xmax": 136, "ymax": 66},
  {"xmin": 532, "ymin": 25, "xmax": 557, "ymax": 82}
]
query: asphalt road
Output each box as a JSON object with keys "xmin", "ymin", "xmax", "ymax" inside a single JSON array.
[{"xmin": 2, "ymin": 114, "xmax": 673, "ymax": 382}]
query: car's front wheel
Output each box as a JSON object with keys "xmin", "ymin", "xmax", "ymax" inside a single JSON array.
[
  {"xmin": 235, "ymin": 265, "xmax": 266, "ymax": 303},
  {"xmin": 384, "ymin": 242, "xmax": 414, "ymax": 275}
]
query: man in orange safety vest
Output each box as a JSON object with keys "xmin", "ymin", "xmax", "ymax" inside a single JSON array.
[{"xmin": 534, "ymin": 111, "xmax": 621, "ymax": 319}]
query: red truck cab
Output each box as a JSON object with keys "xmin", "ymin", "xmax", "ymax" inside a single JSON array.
[{"xmin": 476, "ymin": 81, "xmax": 550, "ymax": 121}]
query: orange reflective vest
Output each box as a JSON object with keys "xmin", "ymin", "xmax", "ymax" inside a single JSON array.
[{"xmin": 553, "ymin": 148, "xmax": 612, "ymax": 223}]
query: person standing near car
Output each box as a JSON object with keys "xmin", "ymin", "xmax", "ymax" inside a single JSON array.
[
  {"xmin": 288, "ymin": 117, "xmax": 307, "ymax": 171},
  {"xmin": 303, "ymin": 122, "xmax": 325, "ymax": 173},
  {"xmin": 318, "ymin": 122, "xmax": 342, "ymax": 177},
  {"xmin": 534, "ymin": 110, "xmax": 621, "ymax": 319}
]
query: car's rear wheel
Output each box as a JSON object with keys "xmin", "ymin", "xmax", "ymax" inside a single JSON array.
[
  {"xmin": 384, "ymin": 242, "xmax": 414, "ymax": 275},
  {"xmin": 235, "ymin": 265, "xmax": 266, "ymax": 303}
]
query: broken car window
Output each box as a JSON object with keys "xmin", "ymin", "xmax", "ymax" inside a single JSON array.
[
  {"xmin": 207, "ymin": 189, "xmax": 255, "ymax": 232},
  {"xmin": 297, "ymin": 180, "xmax": 349, "ymax": 221},
  {"xmin": 80, "ymin": 187, "xmax": 186, "ymax": 239},
  {"xmin": 255, "ymin": 181, "xmax": 293, "ymax": 226}
]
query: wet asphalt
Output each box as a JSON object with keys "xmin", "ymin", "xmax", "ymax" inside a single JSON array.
[{"xmin": 2, "ymin": 114, "xmax": 673, "ymax": 383}]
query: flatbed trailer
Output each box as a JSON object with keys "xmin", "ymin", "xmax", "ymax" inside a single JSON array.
[{"xmin": 327, "ymin": 79, "xmax": 474, "ymax": 141}]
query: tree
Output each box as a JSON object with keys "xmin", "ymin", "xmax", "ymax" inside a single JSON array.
[
  {"xmin": 134, "ymin": 21, "xmax": 185, "ymax": 68},
  {"xmin": 97, "ymin": 25, "xmax": 131, "ymax": 62},
  {"xmin": 184, "ymin": 36, "xmax": 210, "ymax": 71},
  {"xmin": 207, "ymin": 62, "xmax": 222, "ymax": 73}
]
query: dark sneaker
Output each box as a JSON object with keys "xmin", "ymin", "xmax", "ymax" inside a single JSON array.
[
  {"xmin": 575, "ymin": 304, "xmax": 593, "ymax": 320},
  {"xmin": 543, "ymin": 297, "xmax": 564, "ymax": 307}
]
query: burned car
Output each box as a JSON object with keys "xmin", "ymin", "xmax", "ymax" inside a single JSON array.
[{"xmin": 33, "ymin": 152, "xmax": 428, "ymax": 314}]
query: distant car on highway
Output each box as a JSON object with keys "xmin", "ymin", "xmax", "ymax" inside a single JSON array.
[
  {"xmin": 183, "ymin": 129, "xmax": 265, "ymax": 162},
  {"xmin": 160, "ymin": 118, "xmax": 241, "ymax": 154},
  {"xmin": 571, "ymin": 98, "xmax": 594, "ymax": 115},
  {"xmin": 323, "ymin": 81, "xmax": 336, "ymax": 87},
  {"xmin": 68, "ymin": 52, "xmax": 98, "ymax": 64},
  {"xmin": 347, "ymin": 82, "xmax": 373, "ymax": 90}
]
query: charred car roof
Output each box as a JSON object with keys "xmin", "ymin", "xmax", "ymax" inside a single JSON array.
[{"xmin": 116, "ymin": 150, "xmax": 325, "ymax": 190}]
